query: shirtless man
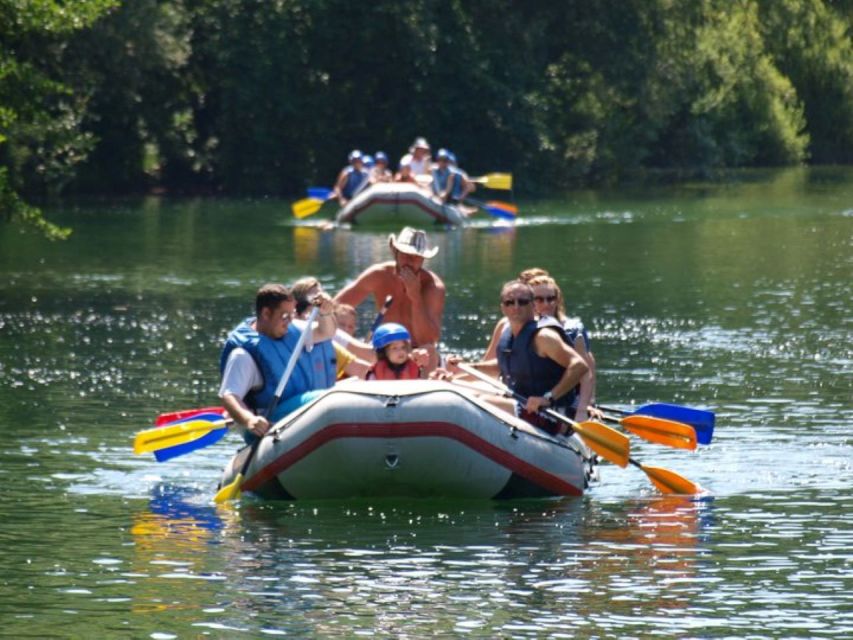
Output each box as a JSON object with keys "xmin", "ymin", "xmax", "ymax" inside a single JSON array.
[{"xmin": 334, "ymin": 227, "xmax": 445, "ymax": 370}]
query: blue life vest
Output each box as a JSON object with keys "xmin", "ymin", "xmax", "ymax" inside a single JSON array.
[
  {"xmin": 431, "ymin": 167, "xmax": 452, "ymax": 195},
  {"xmin": 302, "ymin": 340, "xmax": 337, "ymax": 390},
  {"xmin": 342, "ymin": 167, "xmax": 369, "ymax": 198},
  {"xmin": 219, "ymin": 318, "xmax": 324, "ymax": 422},
  {"xmin": 497, "ymin": 318, "xmax": 578, "ymax": 413},
  {"xmin": 449, "ymin": 168, "xmax": 465, "ymax": 200},
  {"xmin": 219, "ymin": 317, "xmax": 256, "ymax": 375}
]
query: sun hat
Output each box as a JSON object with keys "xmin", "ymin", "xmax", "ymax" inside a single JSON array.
[
  {"xmin": 410, "ymin": 137, "xmax": 430, "ymax": 151},
  {"xmin": 388, "ymin": 226, "xmax": 439, "ymax": 259}
]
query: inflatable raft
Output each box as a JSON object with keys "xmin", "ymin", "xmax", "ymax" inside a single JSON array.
[
  {"xmin": 218, "ymin": 379, "xmax": 596, "ymax": 500},
  {"xmin": 335, "ymin": 183, "xmax": 470, "ymax": 226}
]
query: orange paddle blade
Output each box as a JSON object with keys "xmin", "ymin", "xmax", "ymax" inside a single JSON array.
[
  {"xmin": 573, "ymin": 420, "xmax": 630, "ymax": 468},
  {"xmin": 620, "ymin": 415, "xmax": 697, "ymax": 450},
  {"xmin": 634, "ymin": 461, "xmax": 703, "ymax": 494}
]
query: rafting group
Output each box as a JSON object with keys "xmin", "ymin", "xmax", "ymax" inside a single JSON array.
[
  {"xmin": 333, "ymin": 137, "xmax": 474, "ymax": 207},
  {"xmin": 218, "ymin": 226, "xmax": 600, "ymax": 445},
  {"xmin": 135, "ymin": 223, "xmax": 715, "ymax": 500},
  {"xmin": 291, "ymin": 138, "xmax": 517, "ymax": 224}
]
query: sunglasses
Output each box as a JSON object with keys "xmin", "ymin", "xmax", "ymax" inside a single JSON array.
[
  {"xmin": 501, "ymin": 297, "xmax": 531, "ymax": 307},
  {"xmin": 534, "ymin": 295, "xmax": 558, "ymax": 303}
]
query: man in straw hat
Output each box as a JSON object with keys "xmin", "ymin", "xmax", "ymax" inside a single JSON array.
[{"xmin": 335, "ymin": 226, "xmax": 445, "ymax": 370}]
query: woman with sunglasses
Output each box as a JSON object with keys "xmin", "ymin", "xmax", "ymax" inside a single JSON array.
[
  {"xmin": 478, "ymin": 269, "xmax": 599, "ymax": 421},
  {"xmin": 526, "ymin": 274, "xmax": 599, "ymax": 422},
  {"xmin": 448, "ymin": 280, "xmax": 589, "ymax": 435}
]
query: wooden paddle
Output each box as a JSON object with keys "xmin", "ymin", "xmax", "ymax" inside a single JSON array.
[
  {"xmin": 457, "ymin": 364, "xmax": 701, "ymax": 494},
  {"xmin": 214, "ymin": 306, "xmax": 320, "ymax": 503}
]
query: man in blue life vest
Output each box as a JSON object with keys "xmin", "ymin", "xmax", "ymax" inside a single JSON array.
[
  {"xmin": 333, "ymin": 149, "xmax": 370, "ymax": 206},
  {"xmin": 218, "ymin": 283, "xmax": 337, "ymax": 443},
  {"xmin": 447, "ymin": 280, "xmax": 588, "ymax": 434}
]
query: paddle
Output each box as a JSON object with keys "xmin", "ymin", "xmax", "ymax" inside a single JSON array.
[
  {"xmin": 292, "ymin": 197, "xmax": 326, "ymax": 219},
  {"xmin": 457, "ymin": 364, "xmax": 701, "ymax": 494},
  {"xmin": 366, "ymin": 295, "xmax": 393, "ymax": 341},
  {"xmin": 456, "ymin": 364, "xmax": 629, "ymax": 468},
  {"xmin": 134, "ymin": 413, "xmax": 232, "ymax": 457},
  {"xmin": 155, "ymin": 406, "xmax": 225, "ymax": 427},
  {"xmin": 601, "ymin": 413, "xmax": 697, "ymax": 451},
  {"xmin": 214, "ymin": 306, "xmax": 320, "ymax": 503},
  {"xmin": 463, "ymin": 197, "xmax": 518, "ymax": 220},
  {"xmin": 470, "ymin": 173, "xmax": 513, "ymax": 190},
  {"xmin": 597, "ymin": 403, "xmax": 715, "ymax": 445}
]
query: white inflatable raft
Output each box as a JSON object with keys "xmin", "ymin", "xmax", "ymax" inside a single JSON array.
[
  {"xmin": 219, "ymin": 380, "xmax": 595, "ymax": 500},
  {"xmin": 335, "ymin": 183, "xmax": 470, "ymax": 226}
]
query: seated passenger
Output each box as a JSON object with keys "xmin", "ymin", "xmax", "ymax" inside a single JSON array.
[
  {"xmin": 219, "ymin": 283, "xmax": 336, "ymax": 444},
  {"xmin": 447, "ymin": 151, "xmax": 474, "ymax": 204},
  {"xmin": 292, "ymin": 277, "xmax": 370, "ymax": 379},
  {"xmin": 332, "ymin": 301, "xmax": 376, "ymax": 363},
  {"xmin": 334, "ymin": 150, "xmax": 370, "ymax": 206},
  {"xmin": 366, "ymin": 323, "xmax": 429, "ymax": 380},
  {"xmin": 370, "ymin": 152, "xmax": 393, "ymax": 183}
]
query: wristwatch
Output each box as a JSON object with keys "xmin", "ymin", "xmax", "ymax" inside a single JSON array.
[{"xmin": 543, "ymin": 390, "xmax": 554, "ymax": 405}]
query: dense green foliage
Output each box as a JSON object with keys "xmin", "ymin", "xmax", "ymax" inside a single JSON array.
[{"xmin": 1, "ymin": 0, "xmax": 851, "ymax": 233}]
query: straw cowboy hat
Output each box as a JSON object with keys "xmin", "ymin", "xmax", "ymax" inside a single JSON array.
[{"xmin": 388, "ymin": 227, "xmax": 439, "ymax": 259}]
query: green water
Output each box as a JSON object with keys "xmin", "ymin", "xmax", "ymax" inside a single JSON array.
[{"xmin": 0, "ymin": 167, "xmax": 850, "ymax": 637}]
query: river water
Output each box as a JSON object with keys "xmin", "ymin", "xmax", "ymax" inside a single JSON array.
[{"xmin": 0, "ymin": 167, "xmax": 850, "ymax": 638}]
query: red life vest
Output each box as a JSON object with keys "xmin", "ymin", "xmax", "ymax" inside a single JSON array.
[{"xmin": 367, "ymin": 358, "xmax": 421, "ymax": 381}]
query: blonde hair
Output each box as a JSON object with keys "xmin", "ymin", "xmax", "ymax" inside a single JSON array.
[
  {"xmin": 518, "ymin": 267, "xmax": 550, "ymax": 283},
  {"xmin": 527, "ymin": 274, "xmax": 566, "ymax": 320}
]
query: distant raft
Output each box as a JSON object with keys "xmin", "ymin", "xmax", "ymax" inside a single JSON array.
[
  {"xmin": 219, "ymin": 379, "xmax": 596, "ymax": 500},
  {"xmin": 335, "ymin": 182, "xmax": 470, "ymax": 226}
]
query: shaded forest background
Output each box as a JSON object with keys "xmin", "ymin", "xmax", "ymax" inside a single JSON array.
[{"xmin": 1, "ymin": 0, "xmax": 852, "ymax": 236}]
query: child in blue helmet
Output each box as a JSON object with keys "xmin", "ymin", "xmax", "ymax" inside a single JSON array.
[{"xmin": 366, "ymin": 322, "xmax": 429, "ymax": 380}]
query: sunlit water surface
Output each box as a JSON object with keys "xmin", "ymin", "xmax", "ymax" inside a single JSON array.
[{"xmin": 0, "ymin": 167, "xmax": 850, "ymax": 637}]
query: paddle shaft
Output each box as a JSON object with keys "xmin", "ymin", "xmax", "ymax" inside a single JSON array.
[{"xmin": 366, "ymin": 295, "xmax": 393, "ymax": 341}]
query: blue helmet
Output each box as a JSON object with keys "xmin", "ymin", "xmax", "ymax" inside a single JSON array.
[
  {"xmin": 363, "ymin": 154, "xmax": 375, "ymax": 168},
  {"xmin": 447, "ymin": 151, "xmax": 457, "ymax": 165},
  {"xmin": 436, "ymin": 148, "xmax": 450, "ymax": 160},
  {"xmin": 372, "ymin": 322, "xmax": 411, "ymax": 351},
  {"xmin": 348, "ymin": 149, "xmax": 363, "ymax": 163},
  {"xmin": 375, "ymin": 151, "xmax": 389, "ymax": 164}
]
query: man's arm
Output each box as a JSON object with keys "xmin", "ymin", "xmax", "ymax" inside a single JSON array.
[
  {"xmin": 334, "ymin": 266, "xmax": 379, "ymax": 308},
  {"xmin": 525, "ymin": 328, "xmax": 588, "ymax": 413},
  {"xmin": 406, "ymin": 273, "xmax": 445, "ymax": 345},
  {"xmin": 219, "ymin": 349, "xmax": 270, "ymax": 437}
]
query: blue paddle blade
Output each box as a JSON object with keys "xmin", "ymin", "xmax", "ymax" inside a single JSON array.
[
  {"xmin": 154, "ymin": 427, "xmax": 228, "ymax": 462},
  {"xmin": 635, "ymin": 403, "xmax": 715, "ymax": 445},
  {"xmin": 485, "ymin": 205, "xmax": 517, "ymax": 221},
  {"xmin": 307, "ymin": 187, "xmax": 333, "ymax": 200}
]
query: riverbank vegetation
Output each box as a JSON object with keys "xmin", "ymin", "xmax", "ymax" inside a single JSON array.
[{"xmin": 1, "ymin": 0, "xmax": 851, "ymax": 235}]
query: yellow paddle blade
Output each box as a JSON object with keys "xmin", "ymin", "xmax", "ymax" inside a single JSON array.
[
  {"xmin": 472, "ymin": 173, "xmax": 513, "ymax": 190},
  {"xmin": 620, "ymin": 415, "xmax": 697, "ymax": 451},
  {"xmin": 573, "ymin": 420, "xmax": 630, "ymax": 468},
  {"xmin": 291, "ymin": 197, "xmax": 325, "ymax": 219},
  {"xmin": 213, "ymin": 472, "xmax": 244, "ymax": 503},
  {"xmin": 639, "ymin": 463, "xmax": 702, "ymax": 495},
  {"xmin": 133, "ymin": 418, "xmax": 228, "ymax": 455}
]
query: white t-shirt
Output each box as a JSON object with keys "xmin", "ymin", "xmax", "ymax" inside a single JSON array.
[
  {"xmin": 218, "ymin": 347, "xmax": 263, "ymax": 400},
  {"xmin": 334, "ymin": 328, "xmax": 352, "ymax": 348}
]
